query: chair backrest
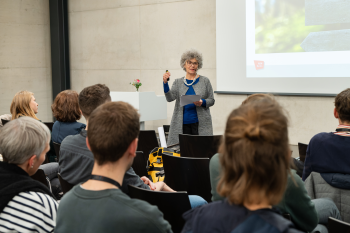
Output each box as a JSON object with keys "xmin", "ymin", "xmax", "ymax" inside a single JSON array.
[
  {"xmin": 328, "ymin": 217, "xmax": 350, "ymax": 233},
  {"xmin": 163, "ymin": 125, "xmax": 170, "ymax": 143},
  {"xmin": 53, "ymin": 142, "xmax": 61, "ymax": 162},
  {"xmin": 298, "ymin": 142, "xmax": 308, "ymax": 162},
  {"xmin": 31, "ymin": 169, "xmax": 49, "ymax": 188},
  {"xmin": 162, "ymin": 154, "xmax": 211, "ymax": 203},
  {"xmin": 137, "ymin": 130, "xmax": 159, "ymax": 156},
  {"xmin": 1, "ymin": 119, "xmax": 10, "ymax": 126},
  {"xmin": 131, "ymin": 151, "xmax": 148, "ymax": 178},
  {"xmin": 179, "ymin": 134, "xmax": 222, "ymax": 159},
  {"xmin": 128, "ymin": 185, "xmax": 191, "ymax": 233},
  {"xmin": 58, "ymin": 173, "xmax": 74, "ymax": 194},
  {"xmin": 43, "ymin": 122, "xmax": 54, "ymax": 132},
  {"xmin": 163, "ymin": 125, "xmax": 170, "ymax": 133}
]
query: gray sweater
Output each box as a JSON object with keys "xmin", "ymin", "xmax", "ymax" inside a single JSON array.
[
  {"xmin": 165, "ymin": 76, "xmax": 215, "ymax": 145},
  {"xmin": 59, "ymin": 129, "xmax": 149, "ymax": 194}
]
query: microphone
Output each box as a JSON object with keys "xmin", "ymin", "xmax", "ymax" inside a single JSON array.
[{"xmin": 166, "ymin": 70, "xmax": 170, "ymax": 81}]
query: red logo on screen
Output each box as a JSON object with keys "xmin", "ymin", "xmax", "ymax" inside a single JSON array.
[{"xmin": 254, "ymin": 60, "xmax": 264, "ymax": 70}]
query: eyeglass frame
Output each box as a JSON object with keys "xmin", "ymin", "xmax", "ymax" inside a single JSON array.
[{"xmin": 186, "ymin": 60, "xmax": 199, "ymax": 66}]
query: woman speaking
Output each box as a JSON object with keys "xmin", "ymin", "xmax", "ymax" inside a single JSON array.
[{"xmin": 163, "ymin": 49, "xmax": 215, "ymax": 146}]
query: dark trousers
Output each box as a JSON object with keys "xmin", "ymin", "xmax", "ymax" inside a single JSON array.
[{"xmin": 183, "ymin": 122, "xmax": 199, "ymax": 135}]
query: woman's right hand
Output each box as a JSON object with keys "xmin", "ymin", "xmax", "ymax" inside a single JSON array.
[{"xmin": 163, "ymin": 72, "xmax": 171, "ymax": 84}]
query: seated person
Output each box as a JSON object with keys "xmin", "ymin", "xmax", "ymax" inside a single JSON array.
[
  {"xmin": 303, "ymin": 88, "xmax": 350, "ymax": 181},
  {"xmin": 51, "ymin": 90, "xmax": 86, "ymax": 144},
  {"xmin": 182, "ymin": 98, "xmax": 304, "ymax": 233},
  {"xmin": 0, "ymin": 114, "xmax": 11, "ymax": 128},
  {"xmin": 55, "ymin": 102, "xmax": 173, "ymax": 232},
  {"xmin": 0, "ymin": 117, "xmax": 58, "ymax": 232},
  {"xmin": 10, "ymin": 90, "xmax": 60, "ymax": 197},
  {"xmin": 60, "ymin": 84, "xmax": 206, "ymax": 208},
  {"xmin": 210, "ymin": 94, "xmax": 340, "ymax": 233}
]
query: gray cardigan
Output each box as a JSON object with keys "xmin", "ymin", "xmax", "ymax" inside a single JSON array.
[
  {"xmin": 305, "ymin": 172, "xmax": 350, "ymax": 222},
  {"xmin": 165, "ymin": 76, "xmax": 215, "ymax": 146}
]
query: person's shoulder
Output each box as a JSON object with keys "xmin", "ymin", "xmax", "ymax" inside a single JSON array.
[
  {"xmin": 184, "ymin": 200, "xmax": 232, "ymax": 221},
  {"xmin": 107, "ymin": 191, "xmax": 172, "ymax": 232},
  {"xmin": 309, "ymin": 132, "xmax": 333, "ymax": 142},
  {"xmin": 255, "ymin": 209, "xmax": 302, "ymax": 233},
  {"xmin": 61, "ymin": 132, "xmax": 84, "ymax": 146},
  {"xmin": 209, "ymin": 153, "xmax": 220, "ymax": 171},
  {"xmin": 210, "ymin": 153, "xmax": 220, "ymax": 163},
  {"xmin": 199, "ymin": 76, "xmax": 210, "ymax": 82},
  {"xmin": 286, "ymin": 170, "xmax": 306, "ymax": 194},
  {"xmin": 14, "ymin": 191, "xmax": 58, "ymax": 210},
  {"xmin": 174, "ymin": 77, "xmax": 185, "ymax": 83}
]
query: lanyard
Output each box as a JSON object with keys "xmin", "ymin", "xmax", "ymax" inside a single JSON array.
[
  {"xmin": 336, "ymin": 128, "xmax": 350, "ymax": 132},
  {"xmin": 89, "ymin": 175, "xmax": 122, "ymax": 189}
]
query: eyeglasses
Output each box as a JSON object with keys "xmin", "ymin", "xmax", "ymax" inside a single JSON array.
[{"xmin": 187, "ymin": 61, "xmax": 199, "ymax": 66}]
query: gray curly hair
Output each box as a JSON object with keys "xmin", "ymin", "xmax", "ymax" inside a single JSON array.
[{"xmin": 180, "ymin": 49, "xmax": 203, "ymax": 72}]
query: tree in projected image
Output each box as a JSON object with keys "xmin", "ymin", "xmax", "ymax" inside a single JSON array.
[{"xmin": 255, "ymin": 0, "xmax": 325, "ymax": 54}]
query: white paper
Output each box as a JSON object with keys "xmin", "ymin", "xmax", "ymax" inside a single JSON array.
[
  {"xmin": 158, "ymin": 127, "xmax": 167, "ymax": 148},
  {"xmin": 180, "ymin": 95, "xmax": 201, "ymax": 107}
]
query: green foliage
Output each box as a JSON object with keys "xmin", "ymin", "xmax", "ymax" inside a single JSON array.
[{"xmin": 255, "ymin": 8, "xmax": 325, "ymax": 53}]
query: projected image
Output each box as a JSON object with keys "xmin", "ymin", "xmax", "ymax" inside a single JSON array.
[{"xmin": 255, "ymin": 0, "xmax": 350, "ymax": 54}]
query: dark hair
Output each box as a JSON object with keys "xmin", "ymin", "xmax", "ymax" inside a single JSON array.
[
  {"xmin": 79, "ymin": 84, "xmax": 111, "ymax": 119},
  {"xmin": 51, "ymin": 90, "xmax": 81, "ymax": 122},
  {"xmin": 335, "ymin": 88, "xmax": 350, "ymax": 123},
  {"xmin": 242, "ymin": 93, "xmax": 275, "ymax": 105},
  {"xmin": 87, "ymin": 101, "xmax": 140, "ymax": 165},
  {"xmin": 217, "ymin": 99, "xmax": 290, "ymax": 206}
]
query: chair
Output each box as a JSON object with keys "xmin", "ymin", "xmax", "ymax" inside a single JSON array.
[
  {"xmin": 1, "ymin": 119, "xmax": 10, "ymax": 126},
  {"xmin": 162, "ymin": 154, "xmax": 212, "ymax": 203},
  {"xmin": 137, "ymin": 130, "xmax": 159, "ymax": 156},
  {"xmin": 282, "ymin": 213, "xmax": 291, "ymax": 221},
  {"xmin": 31, "ymin": 169, "xmax": 51, "ymax": 192},
  {"xmin": 298, "ymin": 142, "xmax": 308, "ymax": 162},
  {"xmin": 58, "ymin": 173, "xmax": 74, "ymax": 194},
  {"xmin": 128, "ymin": 185, "xmax": 191, "ymax": 233},
  {"xmin": 53, "ymin": 142, "xmax": 61, "ymax": 162},
  {"xmin": 131, "ymin": 151, "xmax": 148, "ymax": 178},
  {"xmin": 43, "ymin": 122, "xmax": 54, "ymax": 131},
  {"xmin": 163, "ymin": 125, "xmax": 170, "ymax": 142},
  {"xmin": 179, "ymin": 134, "xmax": 222, "ymax": 159},
  {"xmin": 328, "ymin": 217, "xmax": 350, "ymax": 233}
]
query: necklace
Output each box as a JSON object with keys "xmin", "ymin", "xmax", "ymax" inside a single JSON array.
[{"xmin": 184, "ymin": 74, "xmax": 199, "ymax": 86}]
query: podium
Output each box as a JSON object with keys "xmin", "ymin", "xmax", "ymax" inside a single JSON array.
[{"xmin": 110, "ymin": 92, "xmax": 167, "ymax": 129}]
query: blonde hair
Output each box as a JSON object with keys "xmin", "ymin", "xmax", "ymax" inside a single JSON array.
[
  {"xmin": 217, "ymin": 98, "xmax": 290, "ymax": 206},
  {"xmin": 10, "ymin": 91, "xmax": 39, "ymax": 120}
]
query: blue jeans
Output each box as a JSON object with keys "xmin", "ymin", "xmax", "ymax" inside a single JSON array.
[
  {"xmin": 188, "ymin": 195, "xmax": 207, "ymax": 209},
  {"xmin": 311, "ymin": 198, "xmax": 341, "ymax": 233}
]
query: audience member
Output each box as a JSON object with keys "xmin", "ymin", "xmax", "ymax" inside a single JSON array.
[
  {"xmin": 10, "ymin": 90, "xmax": 39, "ymax": 120},
  {"xmin": 0, "ymin": 114, "xmax": 11, "ymax": 128},
  {"xmin": 182, "ymin": 98, "xmax": 303, "ymax": 233},
  {"xmin": 59, "ymin": 84, "xmax": 112, "ymax": 184},
  {"xmin": 303, "ymin": 88, "xmax": 350, "ymax": 181},
  {"xmin": 10, "ymin": 90, "xmax": 61, "ymax": 197},
  {"xmin": 210, "ymin": 94, "xmax": 340, "ymax": 233},
  {"xmin": 0, "ymin": 117, "xmax": 58, "ymax": 232},
  {"xmin": 59, "ymin": 84, "xmax": 206, "ymax": 208},
  {"xmin": 51, "ymin": 90, "xmax": 86, "ymax": 144},
  {"xmin": 55, "ymin": 101, "xmax": 172, "ymax": 233}
]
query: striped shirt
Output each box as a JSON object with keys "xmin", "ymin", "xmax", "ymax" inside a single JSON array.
[
  {"xmin": 0, "ymin": 191, "xmax": 58, "ymax": 232},
  {"xmin": 334, "ymin": 125, "xmax": 350, "ymax": 137}
]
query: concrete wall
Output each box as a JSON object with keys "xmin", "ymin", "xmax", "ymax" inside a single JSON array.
[
  {"xmin": 0, "ymin": 0, "xmax": 52, "ymax": 121},
  {"xmin": 68, "ymin": 0, "xmax": 338, "ymax": 146}
]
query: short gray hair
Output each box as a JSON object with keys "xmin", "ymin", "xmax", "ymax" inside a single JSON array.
[
  {"xmin": 0, "ymin": 117, "xmax": 50, "ymax": 164},
  {"xmin": 180, "ymin": 49, "xmax": 203, "ymax": 71}
]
